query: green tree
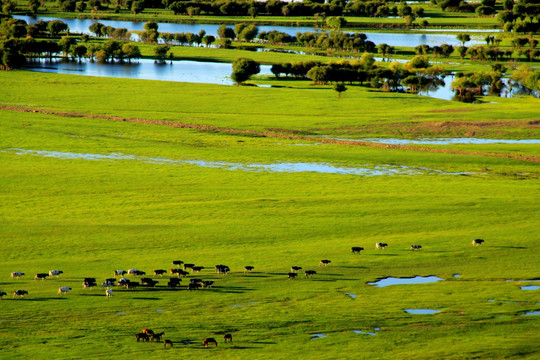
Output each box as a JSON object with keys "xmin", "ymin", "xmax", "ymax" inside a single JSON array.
[
  {"xmin": 202, "ymin": 35, "xmax": 215, "ymax": 47},
  {"xmin": 143, "ymin": 21, "xmax": 158, "ymax": 32},
  {"xmin": 153, "ymin": 44, "xmax": 169, "ymax": 62},
  {"xmin": 457, "ymin": 34, "xmax": 471, "ymax": 46},
  {"xmin": 89, "ymin": 22, "xmax": 105, "ymax": 37},
  {"xmin": 28, "ymin": 0, "xmax": 40, "ymax": 15},
  {"xmin": 122, "ymin": 43, "xmax": 141, "ymax": 62},
  {"xmin": 231, "ymin": 57, "xmax": 260, "ymax": 85},
  {"xmin": 47, "ymin": 20, "xmax": 69, "ymax": 36},
  {"xmin": 217, "ymin": 25, "xmax": 235, "ymax": 40},
  {"xmin": 326, "ymin": 16, "xmax": 347, "ymax": 31},
  {"xmin": 333, "ymin": 82, "xmax": 347, "ymax": 98},
  {"xmin": 131, "ymin": 1, "xmax": 144, "ymax": 14}
]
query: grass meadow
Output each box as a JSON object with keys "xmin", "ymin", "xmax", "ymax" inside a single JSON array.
[{"xmin": 0, "ymin": 71, "xmax": 539, "ymax": 359}]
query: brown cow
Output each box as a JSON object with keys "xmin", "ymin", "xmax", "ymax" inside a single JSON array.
[
  {"xmin": 142, "ymin": 329, "xmax": 154, "ymax": 335},
  {"xmin": 164, "ymin": 339, "xmax": 173, "ymax": 348},
  {"xmin": 224, "ymin": 334, "xmax": 232, "ymax": 343},
  {"xmin": 203, "ymin": 338, "xmax": 218, "ymax": 347},
  {"xmin": 136, "ymin": 333, "xmax": 149, "ymax": 342},
  {"xmin": 319, "ymin": 260, "xmax": 331, "ymax": 266}
]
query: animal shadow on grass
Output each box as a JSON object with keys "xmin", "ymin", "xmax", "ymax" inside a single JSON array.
[
  {"xmin": 131, "ymin": 297, "xmax": 162, "ymax": 300},
  {"xmin": 209, "ymin": 286, "xmax": 252, "ymax": 294},
  {"xmin": 493, "ymin": 246, "xmax": 527, "ymax": 249},
  {"xmin": 252, "ymin": 341, "xmax": 277, "ymax": 345},
  {"xmin": 25, "ymin": 297, "xmax": 69, "ymax": 301}
]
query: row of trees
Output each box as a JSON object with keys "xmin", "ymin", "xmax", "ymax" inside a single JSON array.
[{"xmin": 0, "ymin": 18, "xmax": 70, "ymax": 39}]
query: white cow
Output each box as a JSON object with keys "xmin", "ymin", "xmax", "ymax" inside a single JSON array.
[
  {"xmin": 49, "ymin": 270, "xmax": 64, "ymax": 277},
  {"xmin": 106, "ymin": 289, "xmax": 113, "ymax": 298},
  {"xmin": 58, "ymin": 287, "xmax": 72, "ymax": 295},
  {"xmin": 11, "ymin": 272, "xmax": 25, "ymax": 279}
]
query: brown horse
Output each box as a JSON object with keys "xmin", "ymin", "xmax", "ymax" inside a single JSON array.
[
  {"xmin": 164, "ymin": 339, "xmax": 173, "ymax": 348},
  {"xmin": 203, "ymin": 338, "xmax": 218, "ymax": 347},
  {"xmin": 224, "ymin": 334, "xmax": 232, "ymax": 343}
]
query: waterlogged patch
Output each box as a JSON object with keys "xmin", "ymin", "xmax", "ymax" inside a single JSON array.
[
  {"xmin": 404, "ymin": 309, "xmax": 440, "ymax": 314},
  {"xmin": 156, "ymin": 309, "xmax": 167, "ymax": 313},
  {"xmin": 344, "ymin": 292, "xmax": 358, "ymax": 299},
  {"xmin": 116, "ymin": 311, "xmax": 126, "ymax": 315},
  {"xmin": 521, "ymin": 286, "xmax": 540, "ymax": 291},
  {"xmin": 367, "ymin": 276, "xmax": 444, "ymax": 287},
  {"xmin": 330, "ymin": 138, "xmax": 540, "ymax": 146},
  {"xmin": 4, "ymin": 149, "xmax": 462, "ymax": 177},
  {"xmin": 310, "ymin": 334, "xmax": 327, "ymax": 340},
  {"xmin": 229, "ymin": 301, "xmax": 257, "ymax": 308},
  {"xmin": 453, "ymin": 274, "xmax": 461, "ymax": 278},
  {"xmin": 522, "ymin": 311, "xmax": 540, "ymax": 316},
  {"xmin": 353, "ymin": 330, "xmax": 377, "ymax": 335}
]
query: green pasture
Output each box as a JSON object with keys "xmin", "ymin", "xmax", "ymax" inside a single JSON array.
[{"xmin": 0, "ymin": 72, "xmax": 539, "ymax": 359}]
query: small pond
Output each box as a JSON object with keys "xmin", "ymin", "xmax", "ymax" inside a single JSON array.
[
  {"xmin": 353, "ymin": 330, "xmax": 377, "ymax": 335},
  {"xmin": 522, "ymin": 311, "xmax": 540, "ymax": 316},
  {"xmin": 404, "ymin": 309, "xmax": 440, "ymax": 314},
  {"xmin": 310, "ymin": 334, "xmax": 327, "ymax": 340},
  {"xmin": 15, "ymin": 15, "xmax": 486, "ymax": 47},
  {"xmin": 368, "ymin": 276, "xmax": 444, "ymax": 287},
  {"xmin": 521, "ymin": 286, "xmax": 540, "ymax": 291}
]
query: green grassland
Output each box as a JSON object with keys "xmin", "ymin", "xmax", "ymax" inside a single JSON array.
[{"xmin": 0, "ymin": 71, "xmax": 539, "ymax": 359}]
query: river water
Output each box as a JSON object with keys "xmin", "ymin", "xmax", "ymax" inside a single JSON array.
[{"xmin": 15, "ymin": 15, "xmax": 485, "ymax": 47}]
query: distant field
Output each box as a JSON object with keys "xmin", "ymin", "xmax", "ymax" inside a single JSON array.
[{"xmin": 0, "ymin": 71, "xmax": 539, "ymax": 359}]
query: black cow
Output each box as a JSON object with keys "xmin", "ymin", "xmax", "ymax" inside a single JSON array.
[
  {"xmin": 151, "ymin": 332, "xmax": 164, "ymax": 342},
  {"xmin": 13, "ymin": 290, "xmax": 28, "ymax": 298},
  {"xmin": 191, "ymin": 266, "xmax": 204, "ymax": 273},
  {"xmin": 351, "ymin": 247, "xmax": 364, "ymax": 254},
  {"xmin": 410, "ymin": 245, "xmax": 422, "ymax": 250},
  {"xmin": 320, "ymin": 260, "xmax": 331, "ymax": 266},
  {"xmin": 34, "ymin": 273, "xmax": 49, "ymax": 280},
  {"xmin": 172, "ymin": 260, "xmax": 184, "ymax": 266},
  {"xmin": 291, "ymin": 266, "xmax": 302, "ymax": 273},
  {"xmin": 153, "ymin": 269, "xmax": 167, "ymax": 277},
  {"xmin": 168, "ymin": 278, "xmax": 182, "ymax": 287},
  {"xmin": 189, "ymin": 278, "xmax": 202, "ymax": 284},
  {"xmin": 472, "ymin": 239, "xmax": 485, "ymax": 246},
  {"xmin": 202, "ymin": 280, "xmax": 214, "ymax": 288},
  {"xmin": 83, "ymin": 278, "xmax": 97, "ymax": 289},
  {"xmin": 305, "ymin": 270, "xmax": 317, "ymax": 278},
  {"xmin": 244, "ymin": 266, "xmax": 254, "ymax": 273},
  {"xmin": 376, "ymin": 242, "xmax": 388, "ymax": 250},
  {"xmin": 114, "ymin": 270, "xmax": 127, "ymax": 277},
  {"xmin": 288, "ymin": 273, "xmax": 298, "ymax": 280},
  {"xmin": 183, "ymin": 263, "xmax": 195, "ymax": 270},
  {"xmin": 215, "ymin": 265, "xmax": 230, "ymax": 275},
  {"xmin": 224, "ymin": 334, "xmax": 232, "ymax": 343},
  {"xmin": 141, "ymin": 278, "xmax": 158, "ymax": 287},
  {"xmin": 0, "ymin": 291, "xmax": 7, "ymax": 299},
  {"xmin": 188, "ymin": 283, "xmax": 201, "ymax": 291}
]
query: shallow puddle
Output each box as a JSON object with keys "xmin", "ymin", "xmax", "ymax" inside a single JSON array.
[
  {"xmin": 310, "ymin": 334, "xmax": 327, "ymax": 340},
  {"xmin": 404, "ymin": 309, "xmax": 440, "ymax": 314},
  {"xmin": 116, "ymin": 311, "xmax": 126, "ymax": 315},
  {"xmin": 344, "ymin": 292, "xmax": 358, "ymax": 299},
  {"xmin": 5, "ymin": 148, "xmax": 465, "ymax": 177},
  {"xmin": 367, "ymin": 276, "xmax": 444, "ymax": 287},
  {"xmin": 353, "ymin": 330, "xmax": 377, "ymax": 335},
  {"xmin": 521, "ymin": 286, "xmax": 540, "ymax": 291},
  {"xmin": 453, "ymin": 274, "xmax": 461, "ymax": 278},
  {"xmin": 329, "ymin": 138, "xmax": 540, "ymax": 146},
  {"xmin": 522, "ymin": 311, "xmax": 540, "ymax": 316}
]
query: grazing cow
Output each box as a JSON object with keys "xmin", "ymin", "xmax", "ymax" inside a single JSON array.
[
  {"xmin": 215, "ymin": 265, "xmax": 230, "ymax": 275},
  {"xmin": 351, "ymin": 247, "xmax": 364, "ymax": 254},
  {"xmin": 142, "ymin": 329, "xmax": 154, "ymax": 335},
  {"xmin": 190, "ymin": 278, "xmax": 202, "ymax": 284},
  {"xmin": 188, "ymin": 283, "xmax": 201, "ymax": 291},
  {"xmin": 170, "ymin": 268, "xmax": 189, "ymax": 277},
  {"xmin": 151, "ymin": 332, "xmax": 164, "ymax": 342},
  {"xmin": 136, "ymin": 333, "xmax": 149, "ymax": 342},
  {"xmin": 117, "ymin": 278, "xmax": 130, "ymax": 287},
  {"xmin": 106, "ymin": 289, "xmax": 113, "ymax": 297},
  {"xmin": 191, "ymin": 266, "xmax": 204, "ymax": 273},
  {"xmin": 203, "ymin": 338, "xmax": 217, "ymax": 347},
  {"xmin": 128, "ymin": 269, "xmax": 145, "ymax": 276},
  {"xmin": 11, "ymin": 272, "xmax": 25, "ymax": 279},
  {"xmin": 141, "ymin": 278, "xmax": 158, "ymax": 287},
  {"xmin": 172, "ymin": 260, "xmax": 183, "ymax": 267},
  {"xmin": 244, "ymin": 266, "xmax": 254, "ymax": 273},
  {"xmin": 34, "ymin": 273, "xmax": 49, "ymax": 280},
  {"xmin": 13, "ymin": 290, "xmax": 28, "ymax": 298},
  {"xmin": 320, "ymin": 260, "xmax": 331, "ymax": 266},
  {"xmin": 410, "ymin": 245, "xmax": 422, "ymax": 250},
  {"xmin": 472, "ymin": 239, "xmax": 485, "ymax": 246},
  {"xmin": 101, "ymin": 279, "xmax": 115, "ymax": 288},
  {"xmin": 153, "ymin": 269, "xmax": 167, "ymax": 277},
  {"xmin": 167, "ymin": 278, "xmax": 181, "ymax": 287},
  {"xmin": 126, "ymin": 281, "xmax": 139, "ymax": 289},
  {"xmin": 291, "ymin": 266, "xmax": 302, "ymax": 273},
  {"xmin": 58, "ymin": 286, "xmax": 72, "ymax": 295},
  {"xmin": 376, "ymin": 242, "xmax": 388, "ymax": 250},
  {"xmin": 288, "ymin": 272, "xmax": 298, "ymax": 280},
  {"xmin": 114, "ymin": 270, "xmax": 127, "ymax": 277},
  {"xmin": 164, "ymin": 339, "xmax": 173, "ymax": 348},
  {"xmin": 224, "ymin": 334, "xmax": 232, "ymax": 343},
  {"xmin": 49, "ymin": 270, "xmax": 63, "ymax": 277},
  {"xmin": 83, "ymin": 278, "xmax": 97, "ymax": 289},
  {"xmin": 305, "ymin": 270, "xmax": 317, "ymax": 278},
  {"xmin": 0, "ymin": 291, "xmax": 7, "ymax": 299},
  {"xmin": 183, "ymin": 263, "xmax": 195, "ymax": 271},
  {"xmin": 202, "ymin": 281, "xmax": 214, "ymax": 288}
]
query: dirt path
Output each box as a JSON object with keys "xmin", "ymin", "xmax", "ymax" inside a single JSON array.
[{"xmin": 2, "ymin": 105, "xmax": 539, "ymax": 163}]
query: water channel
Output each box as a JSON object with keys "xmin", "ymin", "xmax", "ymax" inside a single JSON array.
[{"xmin": 15, "ymin": 15, "xmax": 486, "ymax": 47}]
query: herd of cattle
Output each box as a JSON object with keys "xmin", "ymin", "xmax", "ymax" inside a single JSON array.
[
  {"xmin": 2, "ymin": 240, "xmax": 486, "ymax": 301},
  {"xmin": 134, "ymin": 328, "xmax": 232, "ymax": 348}
]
